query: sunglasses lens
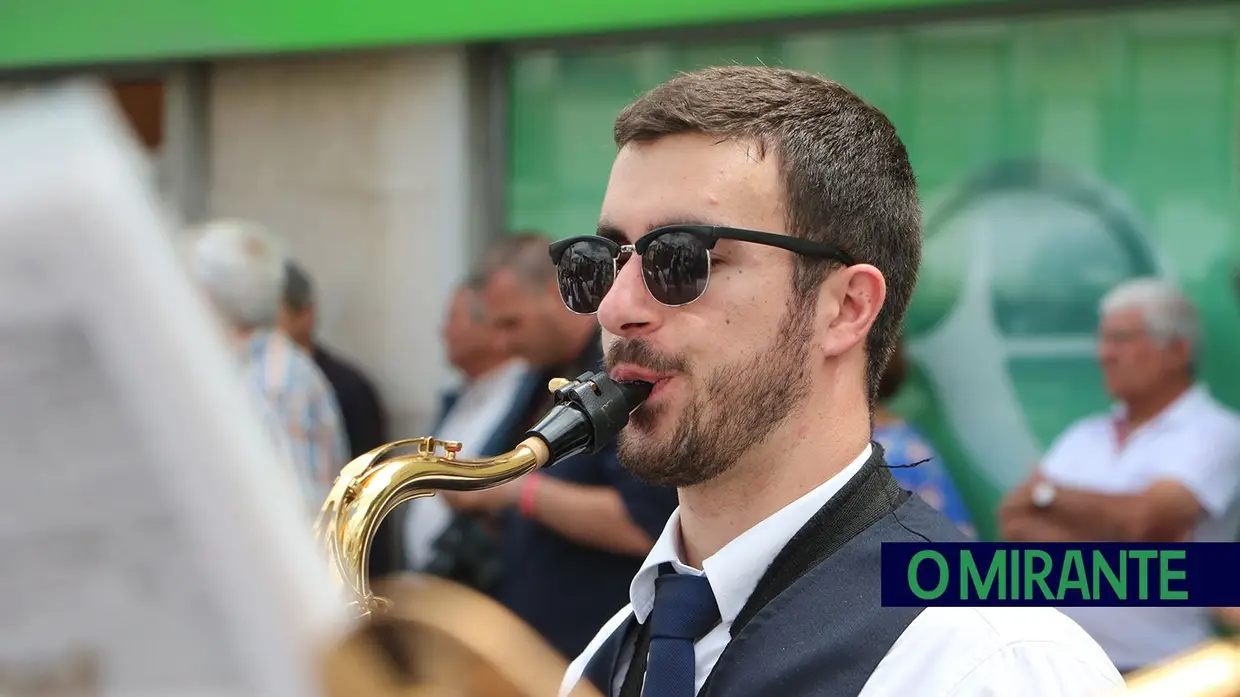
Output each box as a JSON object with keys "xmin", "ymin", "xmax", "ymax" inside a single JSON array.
[
  {"xmin": 642, "ymin": 231, "xmax": 710, "ymax": 306},
  {"xmin": 556, "ymin": 239, "xmax": 616, "ymax": 314}
]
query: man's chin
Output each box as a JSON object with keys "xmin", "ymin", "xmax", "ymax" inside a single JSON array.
[
  {"xmin": 616, "ymin": 435, "xmax": 721, "ymax": 489},
  {"xmin": 618, "ymin": 426, "xmax": 658, "ymax": 454}
]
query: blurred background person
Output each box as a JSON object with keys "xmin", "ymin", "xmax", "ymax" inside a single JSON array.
[
  {"xmin": 187, "ymin": 218, "xmax": 350, "ymax": 513},
  {"xmin": 442, "ymin": 232, "xmax": 678, "ymax": 660},
  {"xmin": 413, "ymin": 276, "xmax": 538, "ymax": 586},
  {"xmin": 999, "ymin": 277, "xmax": 1240, "ymax": 674},
  {"xmin": 874, "ymin": 340, "xmax": 976, "ymax": 537},
  {"xmin": 1217, "ymin": 262, "xmax": 1240, "ymax": 634},
  {"xmin": 280, "ymin": 260, "xmax": 388, "ymax": 459},
  {"xmin": 433, "ymin": 275, "xmax": 539, "ymax": 463},
  {"xmin": 277, "ymin": 259, "xmax": 402, "ymax": 577}
]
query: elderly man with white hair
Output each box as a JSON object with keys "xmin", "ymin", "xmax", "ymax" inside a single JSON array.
[
  {"xmin": 187, "ymin": 218, "xmax": 349, "ymax": 513},
  {"xmin": 999, "ymin": 277, "xmax": 1240, "ymax": 674}
]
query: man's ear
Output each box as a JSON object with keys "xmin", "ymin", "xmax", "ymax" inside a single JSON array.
[
  {"xmin": 815, "ymin": 264, "xmax": 886, "ymax": 359},
  {"xmin": 1170, "ymin": 336, "xmax": 1193, "ymax": 370}
]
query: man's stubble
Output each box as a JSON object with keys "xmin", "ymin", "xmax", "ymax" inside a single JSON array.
[{"xmin": 614, "ymin": 300, "xmax": 817, "ymax": 488}]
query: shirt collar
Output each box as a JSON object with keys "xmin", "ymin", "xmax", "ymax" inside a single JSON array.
[
  {"xmin": 629, "ymin": 443, "xmax": 874, "ymax": 624},
  {"xmin": 240, "ymin": 328, "xmax": 278, "ymax": 362},
  {"xmin": 1111, "ymin": 382, "xmax": 1211, "ymax": 432},
  {"xmin": 459, "ymin": 358, "xmax": 527, "ymax": 395}
]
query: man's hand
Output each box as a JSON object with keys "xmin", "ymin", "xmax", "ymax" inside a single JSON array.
[
  {"xmin": 442, "ymin": 479, "xmax": 522, "ymax": 514},
  {"xmin": 999, "ymin": 467, "xmax": 1206, "ymax": 543}
]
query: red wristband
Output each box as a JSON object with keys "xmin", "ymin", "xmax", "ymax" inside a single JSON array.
[{"xmin": 518, "ymin": 474, "xmax": 541, "ymax": 518}]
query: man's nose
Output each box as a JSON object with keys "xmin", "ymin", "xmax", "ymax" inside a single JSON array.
[
  {"xmin": 597, "ymin": 257, "xmax": 662, "ymax": 339},
  {"xmin": 1098, "ymin": 343, "xmax": 1125, "ymax": 368}
]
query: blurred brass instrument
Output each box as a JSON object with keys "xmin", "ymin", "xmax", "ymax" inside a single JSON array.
[
  {"xmin": 314, "ymin": 371, "xmax": 652, "ymax": 697},
  {"xmin": 1114, "ymin": 638, "xmax": 1240, "ymax": 697}
]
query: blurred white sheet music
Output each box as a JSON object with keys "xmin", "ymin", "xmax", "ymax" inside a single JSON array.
[{"xmin": 0, "ymin": 83, "xmax": 351, "ymax": 696}]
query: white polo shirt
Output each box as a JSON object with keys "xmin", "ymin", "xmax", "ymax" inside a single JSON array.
[
  {"xmin": 561, "ymin": 445, "xmax": 1123, "ymax": 697},
  {"xmin": 1040, "ymin": 383, "xmax": 1240, "ymax": 670}
]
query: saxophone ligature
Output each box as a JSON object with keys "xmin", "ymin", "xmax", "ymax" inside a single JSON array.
[{"xmin": 313, "ymin": 370, "xmax": 653, "ymax": 615}]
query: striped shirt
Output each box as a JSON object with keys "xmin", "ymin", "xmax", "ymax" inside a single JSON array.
[
  {"xmin": 243, "ymin": 372, "xmax": 313, "ymax": 522},
  {"xmin": 243, "ymin": 329, "xmax": 349, "ymax": 510}
]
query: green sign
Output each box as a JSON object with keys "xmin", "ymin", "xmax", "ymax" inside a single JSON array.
[
  {"xmin": 507, "ymin": 4, "xmax": 1240, "ymax": 541},
  {"xmin": 0, "ymin": 0, "xmax": 1021, "ymax": 69}
]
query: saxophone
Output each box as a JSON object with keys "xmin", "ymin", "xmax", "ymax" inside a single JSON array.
[{"xmin": 313, "ymin": 369, "xmax": 652, "ymax": 616}]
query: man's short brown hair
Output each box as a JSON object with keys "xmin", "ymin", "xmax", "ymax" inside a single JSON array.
[
  {"xmin": 876, "ymin": 341, "xmax": 908, "ymax": 403},
  {"xmin": 614, "ymin": 65, "xmax": 921, "ymax": 403}
]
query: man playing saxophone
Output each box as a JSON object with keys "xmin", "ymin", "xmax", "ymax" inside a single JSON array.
[{"xmin": 553, "ymin": 65, "xmax": 1124, "ymax": 697}]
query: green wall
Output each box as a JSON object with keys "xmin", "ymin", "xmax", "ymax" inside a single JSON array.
[
  {"xmin": 0, "ymin": 0, "xmax": 1022, "ymax": 69},
  {"xmin": 507, "ymin": 4, "xmax": 1240, "ymax": 541}
]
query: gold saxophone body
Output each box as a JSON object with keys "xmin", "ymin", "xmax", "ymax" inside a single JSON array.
[
  {"xmin": 312, "ymin": 370, "xmax": 651, "ymax": 697},
  {"xmin": 313, "ymin": 370, "xmax": 651, "ymax": 616}
]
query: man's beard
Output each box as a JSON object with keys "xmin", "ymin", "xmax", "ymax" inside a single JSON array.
[{"xmin": 608, "ymin": 302, "xmax": 817, "ymax": 488}]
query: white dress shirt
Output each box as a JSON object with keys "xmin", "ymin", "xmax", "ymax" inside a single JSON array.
[
  {"xmin": 561, "ymin": 444, "xmax": 1124, "ymax": 697},
  {"xmin": 402, "ymin": 359, "xmax": 531, "ymax": 569},
  {"xmin": 1040, "ymin": 383, "xmax": 1240, "ymax": 670}
]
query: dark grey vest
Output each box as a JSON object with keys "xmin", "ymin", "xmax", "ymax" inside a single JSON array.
[{"xmin": 580, "ymin": 444, "xmax": 968, "ymax": 697}]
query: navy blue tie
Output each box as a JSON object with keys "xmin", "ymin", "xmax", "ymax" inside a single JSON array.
[{"xmin": 642, "ymin": 573, "xmax": 720, "ymax": 697}]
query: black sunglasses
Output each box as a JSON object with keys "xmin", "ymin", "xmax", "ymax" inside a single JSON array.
[{"xmin": 547, "ymin": 224, "xmax": 855, "ymax": 315}]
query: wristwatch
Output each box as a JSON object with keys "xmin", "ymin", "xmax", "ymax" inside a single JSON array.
[{"xmin": 1031, "ymin": 481, "xmax": 1057, "ymax": 508}]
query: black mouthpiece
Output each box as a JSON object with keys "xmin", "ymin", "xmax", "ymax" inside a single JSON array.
[
  {"xmin": 614, "ymin": 378, "xmax": 655, "ymax": 409},
  {"xmin": 525, "ymin": 371, "xmax": 653, "ymax": 465}
]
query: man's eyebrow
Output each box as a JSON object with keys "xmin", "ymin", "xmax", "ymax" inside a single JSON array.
[
  {"xmin": 596, "ymin": 221, "xmax": 628, "ymax": 244},
  {"xmin": 595, "ymin": 216, "xmax": 723, "ymax": 244}
]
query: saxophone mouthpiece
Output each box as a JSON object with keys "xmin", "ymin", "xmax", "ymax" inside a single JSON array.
[
  {"xmin": 614, "ymin": 379, "xmax": 655, "ymax": 407},
  {"xmin": 527, "ymin": 370, "xmax": 653, "ymax": 465}
]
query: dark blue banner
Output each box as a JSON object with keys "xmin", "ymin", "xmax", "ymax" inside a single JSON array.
[{"xmin": 880, "ymin": 542, "xmax": 1240, "ymax": 607}]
